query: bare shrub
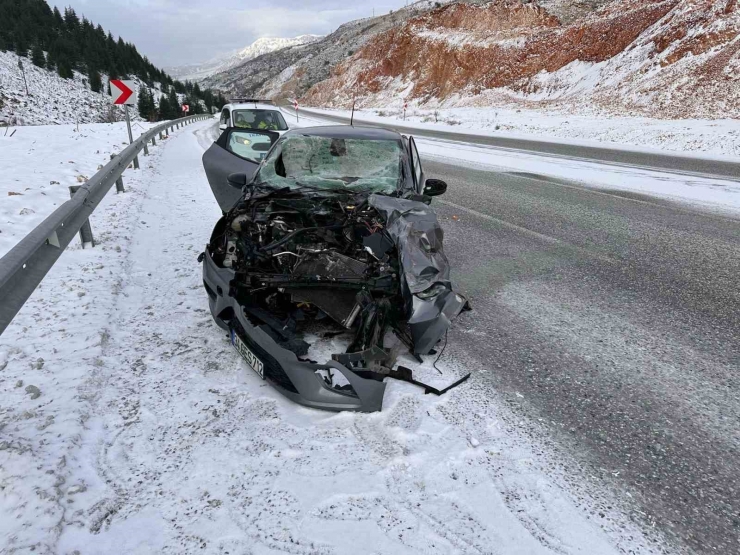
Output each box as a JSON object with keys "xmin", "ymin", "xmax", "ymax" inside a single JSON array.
[{"xmin": 99, "ymin": 106, "xmax": 123, "ymax": 123}]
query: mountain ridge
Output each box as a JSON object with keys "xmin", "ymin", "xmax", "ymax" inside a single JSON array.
[
  {"xmin": 166, "ymin": 35, "xmax": 323, "ymax": 82},
  {"xmin": 301, "ymin": 0, "xmax": 740, "ymax": 119}
]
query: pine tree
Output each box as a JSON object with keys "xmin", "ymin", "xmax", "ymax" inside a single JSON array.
[
  {"xmin": 57, "ymin": 60, "xmax": 73, "ymax": 79},
  {"xmin": 137, "ymin": 87, "xmax": 155, "ymax": 121},
  {"xmin": 31, "ymin": 43, "xmax": 45, "ymax": 67},
  {"xmin": 158, "ymin": 95, "xmax": 168, "ymax": 120},
  {"xmin": 89, "ymin": 67, "xmax": 102, "ymax": 93},
  {"xmin": 168, "ymin": 87, "xmax": 179, "ymax": 117},
  {"xmin": 52, "ymin": 6, "xmax": 65, "ymax": 30},
  {"xmin": 15, "ymin": 33, "xmax": 28, "ymax": 57},
  {"xmin": 64, "ymin": 7, "xmax": 80, "ymax": 33}
]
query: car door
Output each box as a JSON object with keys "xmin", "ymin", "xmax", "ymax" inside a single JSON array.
[
  {"xmin": 202, "ymin": 128, "xmax": 279, "ymax": 213},
  {"xmin": 408, "ymin": 136, "xmax": 425, "ymax": 193}
]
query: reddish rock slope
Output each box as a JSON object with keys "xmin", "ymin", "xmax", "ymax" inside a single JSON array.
[{"xmin": 303, "ymin": 0, "xmax": 740, "ymax": 118}]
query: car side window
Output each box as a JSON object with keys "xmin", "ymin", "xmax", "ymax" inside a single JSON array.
[
  {"xmin": 409, "ymin": 137, "xmax": 423, "ymax": 188},
  {"xmin": 220, "ymin": 109, "xmax": 231, "ymax": 126}
]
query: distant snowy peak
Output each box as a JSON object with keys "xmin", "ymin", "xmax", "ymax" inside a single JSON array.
[
  {"xmin": 235, "ymin": 36, "xmax": 323, "ymax": 63},
  {"xmin": 167, "ymin": 35, "xmax": 322, "ymax": 83}
]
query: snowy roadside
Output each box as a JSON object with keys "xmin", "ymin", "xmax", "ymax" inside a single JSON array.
[
  {"xmin": 0, "ymin": 120, "xmax": 194, "ymax": 553},
  {"xmin": 289, "ymin": 109, "xmax": 740, "ymax": 216},
  {"xmin": 0, "ymin": 120, "xmax": 664, "ymax": 554},
  {"xmin": 302, "ymin": 106, "xmax": 740, "ymax": 159},
  {"xmin": 415, "ymin": 137, "xmax": 740, "ymax": 216},
  {"xmin": 0, "ymin": 121, "xmax": 158, "ymax": 259}
]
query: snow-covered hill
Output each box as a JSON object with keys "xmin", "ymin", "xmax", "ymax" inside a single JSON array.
[
  {"xmin": 303, "ymin": 0, "xmax": 740, "ymax": 120},
  {"xmin": 166, "ymin": 35, "xmax": 322, "ymax": 83},
  {"xmin": 0, "ymin": 50, "xmax": 166, "ymax": 126}
]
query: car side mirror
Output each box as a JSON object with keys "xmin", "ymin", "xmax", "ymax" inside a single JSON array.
[
  {"xmin": 423, "ymin": 178, "xmax": 447, "ymax": 197},
  {"xmin": 227, "ymin": 173, "xmax": 248, "ymax": 189}
]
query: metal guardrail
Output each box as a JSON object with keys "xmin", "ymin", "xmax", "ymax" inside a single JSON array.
[{"xmin": 0, "ymin": 114, "xmax": 212, "ymax": 336}]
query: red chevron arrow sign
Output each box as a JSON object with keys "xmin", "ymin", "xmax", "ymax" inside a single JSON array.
[{"xmin": 110, "ymin": 79, "xmax": 136, "ymax": 105}]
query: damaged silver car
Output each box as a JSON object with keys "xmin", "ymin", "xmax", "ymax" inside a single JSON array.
[{"xmin": 200, "ymin": 125, "xmax": 469, "ymax": 412}]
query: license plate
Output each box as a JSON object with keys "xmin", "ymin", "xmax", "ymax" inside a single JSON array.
[{"xmin": 231, "ymin": 329, "xmax": 264, "ymax": 379}]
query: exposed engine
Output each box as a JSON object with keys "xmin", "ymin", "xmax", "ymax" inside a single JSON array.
[{"xmin": 208, "ymin": 188, "xmax": 408, "ymax": 360}]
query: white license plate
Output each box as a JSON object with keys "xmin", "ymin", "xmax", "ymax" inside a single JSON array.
[{"xmin": 231, "ymin": 329, "xmax": 264, "ymax": 379}]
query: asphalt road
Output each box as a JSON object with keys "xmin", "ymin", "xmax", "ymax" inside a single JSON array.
[
  {"xmin": 428, "ymin": 160, "xmax": 740, "ymax": 554},
  {"xmin": 292, "ymin": 107, "xmax": 740, "ymax": 181}
]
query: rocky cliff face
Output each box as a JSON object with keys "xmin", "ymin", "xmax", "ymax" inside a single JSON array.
[
  {"xmin": 202, "ymin": 0, "xmax": 456, "ymax": 101},
  {"xmin": 302, "ymin": 0, "xmax": 740, "ymax": 118}
]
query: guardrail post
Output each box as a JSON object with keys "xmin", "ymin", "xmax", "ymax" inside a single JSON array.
[
  {"xmin": 133, "ymin": 155, "xmax": 140, "ymax": 170},
  {"xmin": 68, "ymin": 186, "xmax": 95, "ymax": 248},
  {"xmin": 152, "ymin": 136, "xmax": 156, "ymax": 146},
  {"xmin": 110, "ymin": 154, "xmax": 126, "ymax": 192},
  {"xmin": 143, "ymin": 143, "xmax": 149, "ymax": 156}
]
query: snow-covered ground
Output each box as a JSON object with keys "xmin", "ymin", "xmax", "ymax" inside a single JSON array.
[
  {"xmin": 293, "ymin": 108, "xmax": 740, "ymax": 216},
  {"xmin": 304, "ymin": 106, "xmax": 740, "ymax": 159},
  {"xmin": 0, "ymin": 120, "xmax": 158, "ymax": 259},
  {"xmin": 0, "ymin": 119, "xmax": 664, "ymax": 554},
  {"xmin": 0, "ymin": 50, "xmax": 172, "ymax": 126},
  {"xmin": 1, "ymin": 51, "xmax": 110, "ymax": 126}
]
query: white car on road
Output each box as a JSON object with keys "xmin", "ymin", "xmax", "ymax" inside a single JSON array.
[{"xmin": 218, "ymin": 100, "xmax": 290, "ymax": 135}]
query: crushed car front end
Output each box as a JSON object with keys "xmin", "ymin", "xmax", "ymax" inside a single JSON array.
[
  {"xmin": 200, "ymin": 126, "xmax": 468, "ymax": 412},
  {"xmin": 203, "ymin": 245, "xmax": 388, "ymax": 411}
]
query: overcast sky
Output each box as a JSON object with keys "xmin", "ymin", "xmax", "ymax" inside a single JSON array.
[{"xmin": 48, "ymin": 0, "xmax": 412, "ymax": 68}]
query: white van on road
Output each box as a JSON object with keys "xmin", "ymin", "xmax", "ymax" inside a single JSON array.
[{"xmin": 218, "ymin": 99, "xmax": 290, "ymax": 135}]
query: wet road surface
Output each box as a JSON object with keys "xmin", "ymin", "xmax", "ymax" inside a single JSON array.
[{"xmin": 429, "ymin": 160, "xmax": 740, "ymax": 554}]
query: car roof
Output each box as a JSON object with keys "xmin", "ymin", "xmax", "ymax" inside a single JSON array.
[
  {"xmin": 283, "ymin": 125, "xmax": 402, "ymax": 141},
  {"xmin": 225, "ymin": 103, "xmax": 280, "ymax": 111}
]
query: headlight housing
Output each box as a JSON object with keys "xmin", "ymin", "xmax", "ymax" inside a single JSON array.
[{"xmin": 415, "ymin": 283, "xmax": 448, "ymax": 300}]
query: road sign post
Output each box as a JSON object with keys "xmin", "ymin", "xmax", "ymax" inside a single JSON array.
[
  {"xmin": 110, "ymin": 80, "xmax": 139, "ymax": 169},
  {"xmin": 294, "ymin": 100, "xmax": 299, "ymax": 123}
]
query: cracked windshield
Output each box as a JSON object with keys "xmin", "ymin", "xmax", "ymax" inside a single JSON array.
[{"xmin": 257, "ymin": 136, "xmax": 403, "ymax": 193}]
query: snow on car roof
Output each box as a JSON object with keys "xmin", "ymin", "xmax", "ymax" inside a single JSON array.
[{"xmin": 225, "ymin": 103, "xmax": 279, "ymax": 111}]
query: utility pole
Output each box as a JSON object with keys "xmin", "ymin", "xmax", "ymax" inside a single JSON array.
[{"xmin": 18, "ymin": 58, "xmax": 29, "ymax": 96}]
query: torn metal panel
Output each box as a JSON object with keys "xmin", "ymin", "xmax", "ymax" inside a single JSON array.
[
  {"xmin": 368, "ymin": 194, "xmax": 452, "ymax": 294},
  {"xmin": 368, "ymin": 194, "xmax": 468, "ymax": 354}
]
